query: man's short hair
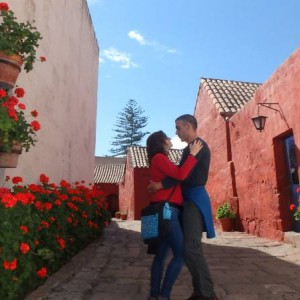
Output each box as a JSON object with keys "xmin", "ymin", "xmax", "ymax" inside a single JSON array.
[{"xmin": 176, "ymin": 114, "xmax": 197, "ymax": 130}]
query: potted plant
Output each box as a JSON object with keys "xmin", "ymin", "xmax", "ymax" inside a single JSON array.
[
  {"xmin": 114, "ymin": 211, "xmax": 121, "ymax": 219},
  {"xmin": 216, "ymin": 202, "xmax": 236, "ymax": 232},
  {"xmin": 0, "ymin": 87, "xmax": 41, "ymax": 167},
  {"xmin": 0, "ymin": 2, "xmax": 44, "ymax": 88}
]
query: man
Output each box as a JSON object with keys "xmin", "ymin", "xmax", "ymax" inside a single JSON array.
[{"xmin": 148, "ymin": 114, "xmax": 218, "ymax": 300}]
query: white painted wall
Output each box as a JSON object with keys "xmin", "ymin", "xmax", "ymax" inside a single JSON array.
[{"xmin": 1, "ymin": 0, "xmax": 99, "ymax": 185}]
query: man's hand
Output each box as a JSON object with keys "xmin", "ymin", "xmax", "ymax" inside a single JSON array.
[{"xmin": 147, "ymin": 180, "xmax": 163, "ymax": 193}]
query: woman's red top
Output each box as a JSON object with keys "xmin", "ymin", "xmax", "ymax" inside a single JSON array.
[{"xmin": 150, "ymin": 153, "xmax": 197, "ymax": 206}]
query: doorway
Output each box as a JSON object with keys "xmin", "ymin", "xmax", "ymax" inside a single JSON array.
[{"xmin": 284, "ymin": 135, "xmax": 300, "ymax": 232}]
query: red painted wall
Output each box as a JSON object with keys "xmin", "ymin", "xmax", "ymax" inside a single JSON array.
[
  {"xmin": 96, "ymin": 183, "xmax": 118, "ymax": 196},
  {"xmin": 119, "ymin": 165, "xmax": 151, "ymax": 220},
  {"xmin": 194, "ymin": 86, "xmax": 237, "ymax": 230},
  {"xmin": 134, "ymin": 168, "xmax": 151, "ymax": 220},
  {"xmin": 119, "ymin": 158, "xmax": 134, "ymax": 219},
  {"xmin": 195, "ymin": 47, "xmax": 300, "ymax": 241},
  {"xmin": 229, "ymin": 47, "xmax": 300, "ymax": 240}
]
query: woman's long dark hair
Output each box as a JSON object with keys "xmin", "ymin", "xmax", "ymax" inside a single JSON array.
[{"xmin": 146, "ymin": 130, "xmax": 168, "ymax": 164}]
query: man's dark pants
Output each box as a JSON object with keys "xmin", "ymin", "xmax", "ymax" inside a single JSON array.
[{"xmin": 182, "ymin": 201, "xmax": 216, "ymax": 299}]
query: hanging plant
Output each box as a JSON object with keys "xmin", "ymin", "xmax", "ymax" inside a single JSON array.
[
  {"xmin": 0, "ymin": 2, "xmax": 44, "ymax": 72},
  {"xmin": 0, "ymin": 87, "xmax": 41, "ymax": 153}
]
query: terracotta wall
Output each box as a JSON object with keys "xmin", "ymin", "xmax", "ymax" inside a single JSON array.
[
  {"xmin": 119, "ymin": 158, "xmax": 135, "ymax": 218},
  {"xmin": 229, "ymin": 47, "xmax": 300, "ymax": 240},
  {"xmin": 119, "ymin": 159, "xmax": 151, "ymax": 220},
  {"xmin": 134, "ymin": 168, "xmax": 151, "ymax": 220},
  {"xmin": 194, "ymin": 87, "xmax": 236, "ymax": 225},
  {"xmin": 194, "ymin": 48, "xmax": 300, "ymax": 240},
  {"xmin": 0, "ymin": 0, "xmax": 99, "ymax": 185}
]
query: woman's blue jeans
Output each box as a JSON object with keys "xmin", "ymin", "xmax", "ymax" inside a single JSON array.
[{"xmin": 150, "ymin": 206, "xmax": 184, "ymax": 298}]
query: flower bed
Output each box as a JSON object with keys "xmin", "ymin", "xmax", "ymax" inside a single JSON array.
[{"xmin": 0, "ymin": 174, "xmax": 111, "ymax": 300}]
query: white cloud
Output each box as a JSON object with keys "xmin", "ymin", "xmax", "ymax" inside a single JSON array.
[
  {"xmin": 128, "ymin": 30, "xmax": 180, "ymax": 55},
  {"xmin": 100, "ymin": 48, "xmax": 138, "ymax": 69},
  {"xmin": 128, "ymin": 31, "xmax": 147, "ymax": 45},
  {"xmin": 171, "ymin": 135, "xmax": 187, "ymax": 149},
  {"xmin": 167, "ymin": 48, "xmax": 180, "ymax": 54}
]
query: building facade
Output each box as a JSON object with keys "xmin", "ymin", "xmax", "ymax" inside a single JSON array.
[
  {"xmin": 1, "ymin": 0, "xmax": 99, "ymax": 185},
  {"xmin": 195, "ymin": 47, "xmax": 300, "ymax": 240}
]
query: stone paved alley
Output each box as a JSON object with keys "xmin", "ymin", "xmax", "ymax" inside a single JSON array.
[{"xmin": 26, "ymin": 220, "xmax": 300, "ymax": 300}]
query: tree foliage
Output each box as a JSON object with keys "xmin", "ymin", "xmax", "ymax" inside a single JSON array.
[{"xmin": 110, "ymin": 99, "xmax": 149, "ymax": 156}]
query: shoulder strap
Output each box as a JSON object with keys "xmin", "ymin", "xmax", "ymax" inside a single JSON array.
[{"xmin": 166, "ymin": 185, "xmax": 177, "ymax": 202}]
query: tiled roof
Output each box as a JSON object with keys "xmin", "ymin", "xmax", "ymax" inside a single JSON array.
[
  {"xmin": 94, "ymin": 164, "xmax": 125, "ymax": 184},
  {"xmin": 127, "ymin": 146, "xmax": 183, "ymax": 168},
  {"xmin": 95, "ymin": 156, "xmax": 126, "ymax": 165},
  {"xmin": 201, "ymin": 78, "xmax": 261, "ymax": 114}
]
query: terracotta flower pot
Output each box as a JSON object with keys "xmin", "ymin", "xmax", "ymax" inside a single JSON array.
[
  {"xmin": 0, "ymin": 52, "xmax": 23, "ymax": 89},
  {"xmin": 121, "ymin": 213, "xmax": 127, "ymax": 221},
  {"xmin": 0, "ymin": 143, "xmax": 22, "ymax": 168},
  {"xmin": 220, "ymin": 217, "xmax": 234, "ymax": 232}
]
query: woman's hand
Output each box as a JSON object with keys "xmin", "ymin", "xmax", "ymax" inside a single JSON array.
[{"xmin": 189, "ymin": 139, "xmax": 203, "ymax": 156}]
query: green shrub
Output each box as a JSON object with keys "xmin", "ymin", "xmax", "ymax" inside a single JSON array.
[{"xmin": 216, "ymin": 202, "xmax": 236, "ymax": 219}]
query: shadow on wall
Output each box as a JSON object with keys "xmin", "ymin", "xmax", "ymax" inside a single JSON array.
[{"xmin": 106, "ymin": 193, "xmax": 119, "ymax": 217}]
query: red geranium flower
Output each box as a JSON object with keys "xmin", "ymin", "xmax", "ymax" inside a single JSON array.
[
  {"xmin": 20, "ymin": 225, "xmax": 29, "ymax": 234},
  {"xmin": 35, "ymin": 201, "xmax": 43, "ymax": 211},
  {"xmin": 49, "ymin": 216, "xmax": 56, "ymax": 223},
  {"xmin": 30, "ymin": 120, "xmax": 41, "ymax": 131},
  {"xmin": 0, "ymin": 88, "xmax": 6, "ymax": 97},
  {"xmin": 12, "ymin": 176, "xmax": 23, "ymax": 184},
  {"xmin": 40, "ymin": 173, "xmax": 49, "ymax": 183},
  {"xmin": 37, "ymin": 267, "xmax": 47, "ymax": 278},
  {"xmin": 1, "ymin": 193, "xmax": 17, "ymax": 208},
  {"xmin": 15, "ymin": 192, "xmax": 35, "ymax": 205},
  {"xmin": 31, "ymin": 109, "xmax": 39, "ymax": 117},
  {"xmin": 0, "ymin": 2, "xmax": 9, "ymax": 11},
  {"xmin": 39, "ymin": 221, "xmax": 50, "ymax": 229},
  {"xmin": 40, "ymin": 56, "xmax": 47, "ymax": 62},
  {"xmin": 44, "ymin": 202, "xmax": 53, "ymax": 210},
  {"xmin": 56, "ymin": 236, "xmax": 66, "ymax": 249},
  {"xmin": 20, "ymin": 242, "xmax": 30, "ymax": 254},
  {"xmin": 290, "ymin": 204, "xmax": 295, "ymax": 210},
  {"xmin": 3, "ymin": 258, "xmax": 17, "ymax": 270},
  {"xmin": 15, "ymin": 87, "xmax": 25, "ymax": 98},
  {"xmin": 18, "ymin": 103, "xmax": 26, "ymax": 110},
  {"xmin": 55, "ymin": 199, "xmax": 62, "ymax": 206}
]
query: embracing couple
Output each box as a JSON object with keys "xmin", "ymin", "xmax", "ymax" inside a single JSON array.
[{"xmin": 146, "ymin": 114, "xmax": 218, "ymax": 300}]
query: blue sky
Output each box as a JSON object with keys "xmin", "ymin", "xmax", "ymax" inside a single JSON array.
[{"xmin": 87, "ymin": 0, "xmax": 300, "ymax": 156}]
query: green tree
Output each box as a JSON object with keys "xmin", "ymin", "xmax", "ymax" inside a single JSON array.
[{"xmin": 110, "ymin": 99, "xmax": 149, "ymax": 156}]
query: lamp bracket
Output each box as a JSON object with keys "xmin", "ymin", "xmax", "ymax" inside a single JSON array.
[{"xmin": 258, "ymin": 103, "xmax": 280, "ymax": 112}]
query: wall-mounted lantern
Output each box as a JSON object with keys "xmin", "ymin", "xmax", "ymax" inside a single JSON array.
[
  {"xmin": 251, "ymin": 115, "xmax": 268, "ymax": 131},
  {"xmin": 251, "ymin": 103, "xmax": 280, "ymax": 132}
]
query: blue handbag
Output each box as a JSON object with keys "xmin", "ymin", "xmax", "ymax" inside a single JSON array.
[{"xmin": 141, "ymin": 186, "xmax": 176, "ymax": 245}]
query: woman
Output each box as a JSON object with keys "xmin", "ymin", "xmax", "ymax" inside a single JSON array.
[{"xmin": 146, "ymin": 130, "xmax": 202, "ymax": 300}]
